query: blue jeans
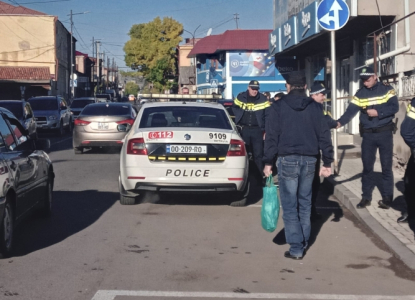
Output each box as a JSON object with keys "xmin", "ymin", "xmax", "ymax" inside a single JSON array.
[
  {"xmin": 361, "ymin": 130, "xmax": 394, "ymax": 200},
  {"xmin": 277, "ymin": 155, "xmax": 317, "ymax": 257}
]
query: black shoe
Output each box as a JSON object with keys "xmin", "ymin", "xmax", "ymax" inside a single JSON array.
[
  {"xmin": 356, "ymin": 199, "xmax": 371, "ymax": 209},
  {"xmin": 378, "ymin": 196, "xmax": 393, "ymax": 209},
  {"xmin": 284, "ymin": 251, "xmax": 303, "ymax": 260},
  {"xmin": 397, "ymin": 213, "xmax": 409, "ymax": 223}
]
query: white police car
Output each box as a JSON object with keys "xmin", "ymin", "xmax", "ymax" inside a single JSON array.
[{"xmin": 119, "ymin": 94, "xmax": 249, "ymax": 206}]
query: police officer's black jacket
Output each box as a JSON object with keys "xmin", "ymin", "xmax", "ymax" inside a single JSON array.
[
  {"xmin": 401, "ymin": 98, "xmax": 415, "ymax": 149},
  {"xmin": 233, "ymin": 91, "xmax": 270, "ymax": 130},
  {"xmin": 322, "ymin": 107, "xmax": 338, "ymax": 129},
  {"xmin": 337, "ymin": 82, "xmax": 399, "ymax": 129},
  {"xmin": 263, "ymin": 89, "xmax": 334, "ymax": 167}
]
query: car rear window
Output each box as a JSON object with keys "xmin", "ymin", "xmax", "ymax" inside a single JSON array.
[
  {"xmin": 0, "ymin": 103, "xmax": 23, "ymax": 118},
  {"xmin": 28, "ymin": 99, "xmax": 58, "ymax": 110},
  {"xmin": 96, "ymin": 94, "xmax": 111, "ymax": 99},
  {"xmin": 71, "ymin": 100, "xmax": 95, "ymax": 108},
  {"xmin": 81, "ymin": 104, "xmax": 131, "ymax": 116},
  {"xmin": 139, "ymin": 106, "xmax": 232, "ymax": 129}
]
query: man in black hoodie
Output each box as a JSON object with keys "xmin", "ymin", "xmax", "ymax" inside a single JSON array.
[{"xmin": 263, "ymin": 71, "xmax": 333, "ymax": 260}]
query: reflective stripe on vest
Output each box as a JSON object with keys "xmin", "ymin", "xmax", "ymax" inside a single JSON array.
[
  {"xmin": 350, "ymin": 89, "xmax": 396, "ymax": 108},
  {"xmin": 407, "ymin": 104, "xmax": 415, "ymax": 119},
  {"xmin": 234, "ymin": 98, "xmax": 270, "ymax": 111}
]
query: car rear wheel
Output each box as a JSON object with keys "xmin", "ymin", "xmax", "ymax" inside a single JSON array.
[
  {"xmin": 120, "ymin": 194, "xmax": 136, "ymax": 205},
  {"xmin": 229, "ymin": 180, "xmax": 250, "ymax": 207},
  {"xmin": 40, "ymin": 177, "xmax": 53, "ymax": 217},
  {"xmin": 74, "ymin": 147, "xmax": 83, "ymax": 154},
  {"xmin": 0, "ymin": 199, "xmax": 14, "ymax": 257}
]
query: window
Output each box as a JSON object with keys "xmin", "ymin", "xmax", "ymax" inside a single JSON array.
[{"xmin": 0, "ymin": 115, "xmax": 16, "ymax": 151}]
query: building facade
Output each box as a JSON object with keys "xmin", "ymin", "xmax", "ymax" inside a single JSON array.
[
  {"xmin": 189, "ymin": 30, "xmax": 287, "ymax": 99},
  {"xmin": 271, "ymin": 0, "xmax": 415, "ymax": 162},
  {"xmin": 0, "ymin": 1, "xmax": 73, "ymax": 100}
]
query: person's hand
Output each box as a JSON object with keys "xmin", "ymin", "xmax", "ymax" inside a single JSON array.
[
  {"xmin": 366, "ymin": 109, "xmax": 378, "ymax": 117},
  {"xmin": 319, "ymin": 166, "xmax": 332, "ymax": 177},
  {"xmin": 336, "ymin": 122, "xmax": 341, "ymax": 129},
  {"xmin": 263, "ymin": 132, "xmax": 266, "ymax": 140},
  {"xmin": 263, "ymin": 165, "xmax": 272, "ymax": 177}
]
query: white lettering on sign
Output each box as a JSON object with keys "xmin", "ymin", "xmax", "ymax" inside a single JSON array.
[
  {"xmin": 231, "ymin": 60, "xmax": 239, "ymax": 68},
  {"xmin": 270, "ymin": 33, "xmax": 277, "ymax": 47},
  {"xmin": 284, "ymin": 23, "xmax": 291, "ymax": 37},
  {"xmin": 302, "ymin": 11, "xmax": 311, "ymax": 28}
]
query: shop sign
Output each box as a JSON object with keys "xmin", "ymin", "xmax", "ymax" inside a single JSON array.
[
  {"xmin": 297, "ymin": 1, "xmax": 320, "ymax": 42},
  {"xmin": 281, "ymin": 17, "xmax": 297, "ymax": 51}
]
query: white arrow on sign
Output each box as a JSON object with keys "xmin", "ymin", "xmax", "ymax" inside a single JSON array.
[{"xmin": 319, "ymin": 0, "xmax": 342, "ymax": 29}]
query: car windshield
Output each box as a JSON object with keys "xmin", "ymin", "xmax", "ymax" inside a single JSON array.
[
  {"xmin": 28, "ymin": 99, "xmax": 58, "ymax": 110},
  {"xmin": 0, "ymin": 103, "xmax": 23, "ymax": 118},
  {"xmin": 81, "ymin": 104, "xmax": 131, "ymax": 116},
  {"xmin": 71, "ymin": 100, "xmax": 95, "ymax": 108},
  {"xmin": 139, "ymin": 106, "xmax": 232, "ymax": 129}
]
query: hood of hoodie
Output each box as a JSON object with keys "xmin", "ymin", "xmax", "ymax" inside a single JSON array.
[{"xmin": 281, "ymin": 90, "xmax": 314, "ymax": 111}]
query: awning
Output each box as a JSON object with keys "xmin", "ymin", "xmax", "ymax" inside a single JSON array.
[{"xmin": 0, "ymin": 66, "xmax": 51, "ymax": 84}]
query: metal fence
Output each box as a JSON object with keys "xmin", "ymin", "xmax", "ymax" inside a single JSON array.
[{"xmin": 402, "ymin": 74, "xmax": 415, "ymax": 98}]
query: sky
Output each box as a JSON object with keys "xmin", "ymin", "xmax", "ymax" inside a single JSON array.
[{"xmin": 14, "ymin": 0, "xmax": 274, "ymax": 70}]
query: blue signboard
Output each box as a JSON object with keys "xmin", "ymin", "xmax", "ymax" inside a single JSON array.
[
  {"xmin": 317, "ymin": 0, "xmax": 350, "ymax": 31},
  {"xmin": 281, "ymin": 16, "xmax": 297, "ymax": 51},
  {"xmin": 297, "ymin": 1, "xmax": 319, "ymax": 42},
  {"xmin": 269, "ymin": 28, "xmax": 281, "ymax": 56}
]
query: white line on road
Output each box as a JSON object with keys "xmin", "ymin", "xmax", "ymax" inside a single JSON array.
[
  {"xmin": 50, "ymin": 136, "xmax": 72, "ymax": 145},
  {"xmin": 91, "ymin": 290, "xmax": 415, "ymax": 300},
  {"xmin": 248, "ymin": 205, "xmax": 342, "ymax": 210}
]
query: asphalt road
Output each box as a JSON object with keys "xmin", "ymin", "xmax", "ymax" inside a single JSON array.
[{"xmin": 1, "ymin": 132, "xmax": 415, "ymax": 300}]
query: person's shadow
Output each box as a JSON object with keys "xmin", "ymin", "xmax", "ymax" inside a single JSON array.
[{"xmin": 272, "ymin": 179, "xmax": 344, "ymax": 251}]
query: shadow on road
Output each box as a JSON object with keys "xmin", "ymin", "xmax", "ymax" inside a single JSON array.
[
  {"xmin": 11, "ymin": 190, "xmax": 118, "ymax": 257},
  {"xmin": 272, "ymin": 180, "xmax": 344, "ymax": 252}
]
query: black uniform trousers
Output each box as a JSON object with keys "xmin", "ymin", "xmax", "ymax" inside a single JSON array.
[
  {"xmin": 361, "ymin": 130, "xmax": 394, "ymax": 200},
  {"xmin": 241, "ymin": 126, "xmax": 264, "ymax": 175},
  {"xmin": 404, "ymin": 153, "xmax": 415, "ymax": 220}
]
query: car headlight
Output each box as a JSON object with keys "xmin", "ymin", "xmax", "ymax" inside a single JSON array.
[
  {"xmin": 49, "ymin": 115, "xmax": 57, "ymax": 120},
  {"xmin": 70, "ymin": 111, "xmax": 73, "ymax": 115}
]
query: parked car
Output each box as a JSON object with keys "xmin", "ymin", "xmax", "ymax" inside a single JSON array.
[
  {"xmin": 95, "ymin": 94, "xmax": 112, "ymax": 103},
  {"xmin": 119, "ymin": 95, "xmax": 249, "ymax": 206},
  {"xmin": 105, "ymin": 89, "xmax": 117, "ymax": 101},
  {"xmin": 73, "ymin": 103, "xmax": 137, "ymax": 154},
  {"xmin": 0, "ymin": 100, "xmax": 37, "ymax": 139},
  {"xmin": 27, "ymin": 96, "xmax": 72, "ymax": 136},
  {"xmin": 0, "ymin": 108, "xmax": 54, "ymax": 257},
  {"xmin": 70, "ymin": 97, "xmax": 96, "ymax": 121}
]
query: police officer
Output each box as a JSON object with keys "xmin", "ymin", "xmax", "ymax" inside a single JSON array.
[
  {"xmin": 398, "ymin": 98, "xmax": 415, "ymax": 224},
  {"xmin": 336, "ymin": 67, "xmax": 399, "ymax": 209},
  {"xmin": 309, "ymin": 83, "xmax": 338, "ymax": 221},
  {"xmin": 233, "ymin": 80, "xmax": 270, "ymax": 179}
]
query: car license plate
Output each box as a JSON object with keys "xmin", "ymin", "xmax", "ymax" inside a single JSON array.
[
  {"xmin": 98, "ymin": 122, "xmax": 109, "ymax": 130},
  {"xmin": 166, "ymin": 145, "xmax": 207, "ymax": 154}
]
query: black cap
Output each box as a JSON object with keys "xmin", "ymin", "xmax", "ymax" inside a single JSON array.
[
  {"xmin": 248, "ymin": 80, "xmax": 260, "ymax": 90},
  {"xmin": 310, "ymin": 82, "xmax": 327, "ymax": 95},
  {"xmin": 360, "ymin": 67, "xmax": 376, "ymax": 80},
  {"xmin": 286, "ymin": 70, "xmax": 306, "ymax": 86}
]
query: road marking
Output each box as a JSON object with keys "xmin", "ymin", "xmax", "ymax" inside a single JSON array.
[
  {"xmin": 50, "ymin": 136, "xmax": 72, "ymax": 146},
  {"xmin": 248, "ymin": 204, "xmax": 342, "ymax": 210},
  {"xmin": 91, "ymin": 290, "xmax": 415, "ymax": 300}
]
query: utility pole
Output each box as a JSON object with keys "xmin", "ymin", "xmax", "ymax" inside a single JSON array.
[
  {"xmin": 68, "ymin": 10, "xmax": 89, "ymax": 100},
  {"xmin": 183, "ymin": 25, "xmax": 201, "ymax": 93},
  {"xmin": 96, "ymin": 41, "xmax": 101, "ymax": 94},
  {"xmin": 234, "ymin": 13, "xmax": 239, "ymax": 29}
]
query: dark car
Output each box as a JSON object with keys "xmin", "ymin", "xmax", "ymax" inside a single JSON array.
[
  {"xmin": 0, "ymin": 101, "xmax": 37, "ymax": 139},
  {"xmin": 95, "ymin": 94, "xmax": 112, "ymax": 103},
  {"xmin": 70, "ymin": 97, "xmax": 97, "ymax": 121},
  {"xmin": 0, "ymin": 108, "xmax": 54, "ymax": 257},
  {"xmin": 28, "ymin": 96, "xmax": 72, "ymax": 136}
]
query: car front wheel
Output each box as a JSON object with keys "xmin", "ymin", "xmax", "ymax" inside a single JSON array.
[
  {"xmin": 57, "ymin": 121, "xmax": 64, "ymax": 136},
  {"xmin": 0, "ymin": 199, "xmax": 14, "ymax": 257},
  {"xmin": 40, "ymin": 177, "xmax": 53, "ymax": 217}
]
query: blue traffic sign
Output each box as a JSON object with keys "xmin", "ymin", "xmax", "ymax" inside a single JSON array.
[{"xmin": 317, "ymin": 0, "xmax": 350, "ymax": 31}]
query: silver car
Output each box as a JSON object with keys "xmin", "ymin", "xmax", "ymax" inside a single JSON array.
[{"xmin": 73, "ymin": 103, "xmax": 136, "ymax": 154}]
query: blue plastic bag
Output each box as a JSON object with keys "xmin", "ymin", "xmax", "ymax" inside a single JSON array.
[{"xmin": 261, "ymin": 176, "xmax": 280, "ymax": 232}]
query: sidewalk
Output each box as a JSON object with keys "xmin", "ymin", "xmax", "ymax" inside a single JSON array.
[{"xmin": 326, "ymin": 144, "xmax": 415, "ymax": 270}]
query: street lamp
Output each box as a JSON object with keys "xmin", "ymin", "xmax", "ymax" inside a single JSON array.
[
  {"xmin": 183, "ymin": 25, "xmax": 200, "ymax": 93},
  {"xmin": 69, "ymin": 10, "xmax": 89, "ymax": 100}
]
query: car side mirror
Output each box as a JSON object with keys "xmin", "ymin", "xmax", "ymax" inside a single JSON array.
[
  {"xmin": 34, "ymin": 138, "xmax": 50, "ymax": 152},
  {"xmin": 117, "ymin": 124, "xmax": 131, "ymax": 132}
]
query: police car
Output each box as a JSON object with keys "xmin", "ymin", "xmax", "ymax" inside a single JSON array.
[{"xmin": 119, "ymin": 94, "xmax": 249, "ymax": 206}]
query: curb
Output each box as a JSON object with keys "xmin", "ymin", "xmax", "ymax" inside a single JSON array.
[{"xmin": 326, "ymin": 176, "xmax": 415, "ymax": 270}]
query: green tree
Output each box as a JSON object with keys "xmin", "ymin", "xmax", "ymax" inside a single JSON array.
[
  {"xmin": 124, "ymin": 17, "xmax": 182, "ymax": 91},
  {"xmin": 125, "ymin": 81, "xmax": 139, "ymax": 96}
]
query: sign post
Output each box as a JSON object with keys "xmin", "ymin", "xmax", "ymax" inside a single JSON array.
[{"xmin": 317, "ymin": 0, "xmax": 350, "ymax": 175}]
